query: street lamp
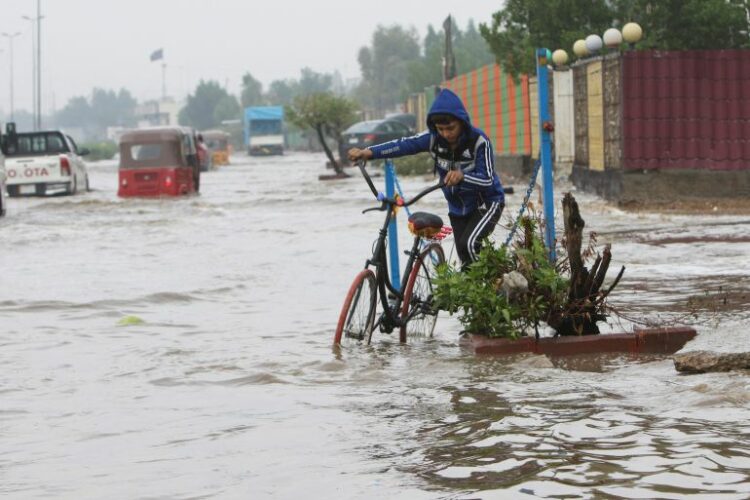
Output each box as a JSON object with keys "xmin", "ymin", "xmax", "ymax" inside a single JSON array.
[
  {"xmin": 23, "ymin": 14, "xmax": 42, "ymax": 130},
  {"xmin": 622, "ymin": 22, "xmax": 643, "ymax": 49},
  {"xmin": 2, "ymin": 32, "xmax": 21, "ymax": 121}
]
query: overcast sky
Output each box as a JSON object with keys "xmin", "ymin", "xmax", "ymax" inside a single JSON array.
[{"xmin": 0, "ymin": 0, "xmax": 501, "ymax": 115}]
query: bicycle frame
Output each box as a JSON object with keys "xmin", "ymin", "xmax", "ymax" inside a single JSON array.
[{"xmin": 363, "ymin": 206, "xmax": 424, "ymax": 333}]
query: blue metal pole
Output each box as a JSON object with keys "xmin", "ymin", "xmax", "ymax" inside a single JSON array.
[
  {"xmin": 536, "ymin": 48, "xmax": 556, "ymax": 262},
  {"xmin": 385, "ymin": 159, "xmax": 401, "ymax": 289}
]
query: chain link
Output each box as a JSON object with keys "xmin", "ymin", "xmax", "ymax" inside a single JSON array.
[{"xmin": 502, "ymin": 154, "xmax": 542, "ymax": 248}]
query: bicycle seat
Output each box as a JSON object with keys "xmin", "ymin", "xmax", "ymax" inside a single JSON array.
[{"xmin": 407, "ymin": 212, "xmax": 444, "ymax": 238}]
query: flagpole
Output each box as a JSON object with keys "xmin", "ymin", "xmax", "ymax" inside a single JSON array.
[{"xmin": 161, "ymin": 61, "xmax": 166, "ymax": 100}]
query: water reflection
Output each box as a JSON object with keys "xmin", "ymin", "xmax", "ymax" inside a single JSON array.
[{"xmin": 2, "ymin": 154, "xmax": 750, "ymax": 498}]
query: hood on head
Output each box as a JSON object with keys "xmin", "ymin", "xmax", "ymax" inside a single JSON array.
[{"xmin": 426, "ymin": 88, "xmax": 471, "ymax": 133}]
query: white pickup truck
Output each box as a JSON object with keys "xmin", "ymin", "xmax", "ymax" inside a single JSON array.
[
  {"xmin": 4, "ymin": 130, "xmax": 90, "ymax": 197},
  {"xmin": 0, "ymin": 145, "xmax": 6, "ymax": 216}
]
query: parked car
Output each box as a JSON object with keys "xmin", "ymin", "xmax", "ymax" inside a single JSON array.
[
  {"xmin": 117, "ymin": 127, "xmax": 200, "ymax": 197},
  {"xmin": 384, "ymin": 113, "xmax": 417, "ymax": 133},
  {"xmin": 4, "ymin": 126, "xmax": 90, "ymax": 197},
  {"xmin": 338, "ymin": 119, "xmax": 413, "ymax": 163}
]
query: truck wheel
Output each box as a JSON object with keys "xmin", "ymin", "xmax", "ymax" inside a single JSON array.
[
  {"xmin": 85, "ymin": 175, "xmax": 91, "ymax": 192},
  {"xmin": 67, "ymin": 177, "xmax": 77, "ymax": 195}
]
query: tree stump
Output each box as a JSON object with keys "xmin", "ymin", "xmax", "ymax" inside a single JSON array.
[{"xmin": 548, "ymin": 193, "xmax": 625, "ymax": 335}]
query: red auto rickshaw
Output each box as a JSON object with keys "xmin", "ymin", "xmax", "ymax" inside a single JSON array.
[{"xmin": 118, "ymin": 127, "xmax": 200, "ymax": 197}]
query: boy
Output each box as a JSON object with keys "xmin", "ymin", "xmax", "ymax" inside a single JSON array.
[{"xmin": 348, "ymin": 88, "xmax": 505, "ymax": 268}]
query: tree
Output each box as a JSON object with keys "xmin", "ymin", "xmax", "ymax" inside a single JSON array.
[
  {"xmin": 266, "ymin": 79, "xmax": 298, "ymax": 106},
  {"xmin": 356, "ymin": 25, "xmax": 421, "ymax": 114},
  {"xmin": 90, "ymin": 88, "xmax": 137, "ymax": 130},
  {"xmin": 55, "ymin": 96, "xmax": 91, "ymax": 129},
  {"xmin": 213, "ymin": 94, "xmax": 241, "ymax": 125},
  {"xmin": 54, "ymin": 87, "xmax": 137, "ymax": 138},
  {"xmin": 454, "ymin": 20, "xmax": 495, "ymax": 74},
  {"xmin": 179, "ymin": 80, "xmax": 237, "ymax": 130},
  {"xmin": 285, "ymin": 92, "xmax": 358, "ymax": 174},
  {"xmin": 240, "ymin": 72, "xmax": 264, "ymax": 108},
  {"xmin": 480, "ymin": 0, "xmax": 750, "ymax": 76},
  {"xmin": 612, "ymin": 0, "xmax": 750, "ymax": 50},
  {"xmin": 480, "ymin": 0, "xmax": 614, "ymax": 76},
  {"xmin": 406, "ymin": 25, "xmax": 444, "ymax": 93},
  {"xmin": 410, "ymin": 19, "xmax": 495, "ymax": 89},
  {"xmin": 297, "ymin": 67, "xmax": 334, "ymax": 95}
]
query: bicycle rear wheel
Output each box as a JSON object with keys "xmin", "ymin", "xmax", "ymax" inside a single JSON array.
[
  {"xmin": 334, "ymin": 269, "xmax": 377, "ymax": 346},
  {"xmin": 399, "ymin": 243, "xmax": 445, "ymax": 342}
]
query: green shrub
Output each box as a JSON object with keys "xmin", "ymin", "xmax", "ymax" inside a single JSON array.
[
  {"xmin": 80, "ymin": 141, "xmax": 118, "ymax": 161},
  {"xmin": 433, "ymin": 217, "xmax": 569, "ymax": 338},
  {"xmin": 391, "ymin": 152, "xmax": 434, "ymax": 176}
]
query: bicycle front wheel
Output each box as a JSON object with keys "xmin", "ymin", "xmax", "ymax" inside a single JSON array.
[
  {"xmin": 399, "ymin": 243, "xmax": 445, "ymax": 342},
  {"xmin": 333, "ymin": 269, "xmax": 377, "ymax": 346}
]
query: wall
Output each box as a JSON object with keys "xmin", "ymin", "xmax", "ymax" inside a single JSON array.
[
  {"xmin": 552, "ymin": 70, "xmax": 575, "ymax": 173},
  {"xmin": 441, "ymin": 64, "xmax": 532, "ymax": 157},
  {"xmin": 621, "ymin": 50, "xmax": 750, "ymax": 171}
]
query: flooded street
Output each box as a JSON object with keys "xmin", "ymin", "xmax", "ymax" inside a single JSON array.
[{"xmin": 2, "ymin": 152, "xmax": 750, "ymax": 499}]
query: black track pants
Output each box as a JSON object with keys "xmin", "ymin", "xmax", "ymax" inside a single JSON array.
[{"xmin": 449, "ymin": 201, "xmax": 504, "ymax": 267}]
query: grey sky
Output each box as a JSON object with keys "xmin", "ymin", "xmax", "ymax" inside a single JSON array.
[{"xmin": 0, "ymin": 0, "xmax": 501, "ymax": 115}]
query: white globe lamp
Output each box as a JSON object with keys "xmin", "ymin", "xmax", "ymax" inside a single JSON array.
[
  {"xmin": 603, "ymin": 28, "xmax": 623, "ymax": 49},
  {"xmin": 585, "ymin": 34, "xmax": 603, "ymax": 54}
]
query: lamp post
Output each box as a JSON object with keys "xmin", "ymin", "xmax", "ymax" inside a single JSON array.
[
  {"xmin": 22, "ymin": 14, "xmax": 43, "ymax": 131},
  {"xmin": 2, "ymin": 32, "xmax": 21, "ymax": 121},
  {"xmin": 622, "ymin": 22, "xmax": 643, "ymax": 49},
  {"xmin": 36, "ymin": 0, "xmax": 43, "ymax": 130}
]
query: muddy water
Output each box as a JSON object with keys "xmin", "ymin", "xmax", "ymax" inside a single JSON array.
[{"xmin": 1, "ymin": 153, "xmax": 749, "ymax": 499}]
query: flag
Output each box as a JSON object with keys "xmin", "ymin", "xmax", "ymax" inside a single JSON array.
[{"xmin": 150, "ymin": 48, "xmax": 163, "ymax": 62}]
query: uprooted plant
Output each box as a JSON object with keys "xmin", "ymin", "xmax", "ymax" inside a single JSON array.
[{"xmin": 433, "ymin": 192, "xmax": 625, "ymax": 339}]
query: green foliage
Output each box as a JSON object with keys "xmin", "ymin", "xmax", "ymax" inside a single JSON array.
[
  {"xmin": 55, "ymin": 88, "xmax": 137, "ymax": 138},
  {"xmin": 392, "ymin": 152, "xmax": 434, "ymax": 176},
  {"xmin": 480, "ymin": 0, "xmax": 613, "ymax": 76},
  {"xmin": 355, "ymin": 19, "xmax": 494, "ymax": 114},
  {"xmin": 179, "ymin": 80, "xmax": 239, "ymax": 130},
  {"xmin": 433, "ymin": 218, "xmax": 569, "ymax": 338},
  {"xmin": 285, "ymin": 92, "xmax": 359, "ymax": 168},
  {"xmin": 356, "ymin": 25, "xmax": 422, "ymax": 111},
  {"xmin": 481, "ymin": 0, "xmax": 750, "ymax": 77},
  {"xmin": 240, "ymin": 72, "xmax": 264, "ymax": 108},
  {"xmin": 613, "ymin": 0, "xmax": 750, "ymax": 50},
  {"xmin": 285, "ymin": 92, "xmax": 358, "ymax": 137},
  {"xmin": 79, "ymin": 141, "xmax": 117, "ymax": 161}
]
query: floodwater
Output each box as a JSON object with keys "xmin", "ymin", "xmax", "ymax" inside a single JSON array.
[{"xmin": 2, "ymin": 152, "xmax": 749, "ymax": 499}]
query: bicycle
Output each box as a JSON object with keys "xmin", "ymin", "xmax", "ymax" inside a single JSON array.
[{"xmin": 333, "ymin": 161, "xmax": 450, "ymax": 346}]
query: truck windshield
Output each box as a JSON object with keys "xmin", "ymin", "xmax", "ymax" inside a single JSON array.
[
  {"xmin": 250, "ymin": 120, "xmax": 282, "ymax": 135},
  {"xmin": 5, "ymin": 132, "xmax": 69, "ymax": 157}
]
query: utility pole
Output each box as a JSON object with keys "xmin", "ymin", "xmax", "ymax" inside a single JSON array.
[
  {"xmin": 36, "ymin": 0, "xmax": 42, "ymax": 130},
  {"xmin": 23, "ymin": 13, "xmax": 43, "ymax": 131},
  {"xmin": 2, "ymin": 32, "xmax": 21, "ymax": 121}
]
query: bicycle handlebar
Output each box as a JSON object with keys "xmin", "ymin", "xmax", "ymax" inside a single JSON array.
[{"xmin": 356, "ymin": 160, "xmax": 444, "ymax": 212}]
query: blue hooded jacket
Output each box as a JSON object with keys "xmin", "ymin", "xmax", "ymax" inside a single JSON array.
[{"xmin": 368, "ymin": 88, "xmax": 505, "ymax": 216}]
